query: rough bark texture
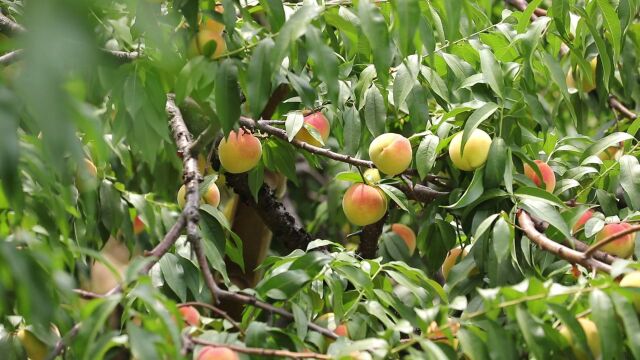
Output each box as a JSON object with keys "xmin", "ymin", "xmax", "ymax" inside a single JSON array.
[
  {"xmin": 358, "ymin": 212, "xmax": 389, "ymax": 259},
  {"xmin": 225, "ymin": 172, "xmax": 313, "ymax": 252}
]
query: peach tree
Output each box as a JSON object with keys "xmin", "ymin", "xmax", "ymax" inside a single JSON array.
[{"xmin": 0, "ymin": 0, "xmax": 639, "ymax": 359}]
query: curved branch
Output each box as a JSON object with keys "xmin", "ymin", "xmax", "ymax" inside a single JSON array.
[
  {"xmin": 178, "ymin": 301, "xmax": 244, "ymax": 335},
  {"xmin": 45, "ymin": 323, "xmax": 81, "ymax": 360},
  {"xmin": 609, "ymin": 95, "xmax": 637, "ymax": 121},
  {"xmin": 0, "ymin": 12, "xmax": 25, "ymax": 35},
  {"xmin": 0, "ymin": 49, "xmax": 22, "ymax": 66},
  {"xmin": 517, "ymin": 210, "xmax": 611, "ymax": 273},
  {"xmin": 584, "ymin": 225, "xmax": 640, "ymax": 258},
  {"xmin": 188, "ymin": 337, "xmax": 331, "ymax": 359}
]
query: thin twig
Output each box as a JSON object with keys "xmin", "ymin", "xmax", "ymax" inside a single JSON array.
[
  {"xmin": 0, "ymin": 49, "xmax": 22, "ymax": 66},
  {"xmin": 584, "ymin": 225, "xmax": 640, "ymax": 258},
  {"xmin": 189, "ymin": 337, "xmax": 331, "ymax": 359},
  {"xmin": 609, "ymin": 95, "xmax": 637, "ymax": 120},
  {"xmin": 178, "ymin": 301, "xmax": 244, "ymax": 335},
  {"xmin": 517, "ymin": 210, "xmax": 611, "ymax": 273},
  {"xmin": 44, "ymin": 323, "xmax": 81, "ymax": 360}
]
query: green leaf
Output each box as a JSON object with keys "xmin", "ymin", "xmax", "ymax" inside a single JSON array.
[
  {"xmin": 215, "ymin": 59, "xmax": 241, "ymax": 136},
  {"xmin": 247, "ymin": 38, "xmax": 274, "ymax": 118},
  {"xmin": 272, "ymin": 3, "xmax": 322, "ymax": 67},
  {"xmin": 515, "ymin": 187, "xmax": 567, "ymax": 208},
  {"xmin": 486, "ymin": 320, "xmax": 518, "ymax": 360},
  {"xmin": 257, "ymin": 269, "xmax": 311, "ymax": 300},
  {"xmin": 198, "ymin": 208, "xmax": 230, "ymax": 283},
  {"xmin": 406, "ymin": 84, "xmax": 430, "ymax": 132},
  {"xmin": 285, "ymin": 111, "xmax": 304, "ymax": 142},
  {"xmin": 551, "ymin": 0, "xmax": 571, "ymax": 40},
  {"xmin": 492, "ymin": 216, "xmax": 512, "ymax": 265},
  {"xmin": 159, "ymin": 253, "xmax": 186, "ymax": 302},
  {"xmin": 519, "ymin": 199, "xmax": 571, "ymax": 239},
  {"xmin": 445, "ymin": 168, "xmax": 484, "ymax": 209},
  {"xmin": 458, "ymin": 327, "xmax": 490, "ymax": 360},
  {"xmin": 247, "ymin": 160, "xmax": 264, "ymax": 203},
  {"xmin": 393, "ymin": 62, "xmax": 417, "ymax": 111},
  {"xmin": 611, "ymin": 292, "xmax": 640, "ymax": 359},
  {"xmin": 358, "ymin": 1, "xmax": 392, "ymax": 85},
  {"xmin": 379, "ymin": 184, "xmax": 409, "ymax": 212},
  {"xmin": 619, "ymin": 155, "xmax": 640, "ymax": 210},
  {"xmin": 479, "ymin": 49, "xmax": 504, "ymax": 99},
  {"xmin": 305, "ymin": 25, "xmax": 339, "ymax": 104},
  {"xmin": 416, "ymin": 135, "xmax": 439, "ymax": 180},
  {"xmin": 597, "ymin": 0, "xmax": 622, "ymax": 59},
  {"xmin": 335, "ymin": 171, "xmax": 364, "ymax": 183},
  {"xmin": 483, "ymin": 137, "xmax": 506, "ymax": 188},
  {"xmin": 395, "ymin": 0, "xmax": 420, "ymax": 57},
  {"xmin": 461, "ymin": 102, "xmax": 498, "ymax": 154},
  {"xmin": 573, "ymin": 7, "xmax": 612, "ymax": 91},
  {"xmin": 516, "ymin": 0, "xmax": 544, "ymax": 33},
  {"xmin": 580, "ymin": 132, "xmax": 633, "ymax": 162},
  {"xmin": 342, "ymin": 105, "xmax": 362, "ymax": 155},
  {"xmin": 590, "ymin": 289, "xmax": 622, "ymax": 359},
  {"xmin": 515, "ymin": 306, "xmax": 552, "ymax": 359},
  {"xmin": 259, "ymin": 0, "xmax": 285, "ymax": 31},
  {"xmin": 363, "ymin": 84, "xmax": 386, "ymax": 136},
  {"xmin": 547, "ymin": 303, "xmax": 592, "ymax": 358}
]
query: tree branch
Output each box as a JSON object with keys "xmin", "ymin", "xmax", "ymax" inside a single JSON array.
[
  {"xmin": 517, "ymin": 210, "xmax": 612, "ymax": 273},
  {"xmin": 44, "ymin": 323, "xmax": 81, "ymax": 360},
  {"xmin": 188, "ymin": 337, "xmax": 331, "ymax": 359},
  {"xmin": 0, "ymin": 12, "xmax": 25, "ymax": 36},
  {"xmin": 178, "ymin": 301, "xmax": 244, "ymax": 335},
  {"xmin": 260, "ymin": 83, "xmax": 291, "ymax": 119},
  {"xmin": 358, "ymin": 212, "xmax": 388, "ymax": 259},
  {"xmin": 584, "ymin": 225, "xmax": 640, "ymax": 258},
  {"xmin": 609, "ymin": 95, "xmax": 637, "ymax": 121},
  {"xmin": 167, "ymin": 94, "xmax": 338, "ymax": 340},
  {"xmin": 0, "ymin": 49, "xmax": 22, "ymax": 66},
  {"xmin": 238, "ymin": 116, "xmax": 447, "ymax": 203}
]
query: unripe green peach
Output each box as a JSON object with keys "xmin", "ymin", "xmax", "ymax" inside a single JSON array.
[
  {"xmin": 218, "ymin": 129, "xmax": 262, "ymax": 174},
  {"xmin": 342, "ymin": 183, "xmax": 387, "ymax": 226},
  {"xmin": 178, "ymin": 306, "xmax": 201, "ymax": 327},
  {"xmin": 197, "ymin": 346, "xmax": 239, "ymax": 360},
  {"xmin": 566, "ymin": 57, "xmax": 597, "ymax": 93},
  {"xmin": 596, "ymin": 223, "xmax": 635, "ymax": 258},
  {"xmin": 448, "ymin": 129, "xmax": 492, "ymax": 171},
  {"xmin": 368, "ymin": 133, "xmax": 412, "ymax": 176},
  {"xmin": 390, "ymin": 223, "xmax": 416, "ymax": 255},
  {"xmin": 363, "ymin": 168, "xmax": 381, "ymax": 184},
  {"xmin": 177, "ymin": 184, "xmax": 187, "ymax": 209},
  {"xmin": 559, "ymin": 318, "xmax": 601, "ymax": 360},
  {"xmin": 76, "ymin": 158, "xmax": 98, "ymax": 192},
  {"xmin": 523, "ymin": 160, "xmax": 556, "ymax": 193},
  {"xmin": 572, "ymin": 209, "xmax": 594, "ymax": 234},
  {"xmin": 620, "ymin": 271, "xmax": 640, "ymax": 311},
  {"xmin": 441, "ymin": 246, "xmax": 470, "ymax": 280},
  {"xmin": 295, "ymin": 112, "xmax": 330, "ymax": 147}
]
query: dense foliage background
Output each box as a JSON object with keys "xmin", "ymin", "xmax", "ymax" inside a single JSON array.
[{"xmin": 0, "ymin": 0, "xmax": 639, "ymax": 359}]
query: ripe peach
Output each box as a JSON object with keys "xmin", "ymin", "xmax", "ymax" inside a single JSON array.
[
  {"xmin": 189, "ymin": 30, "xmax": 226, "ymax": 59},
  {"xmin": 218, "ymin": 129, "xmax": 262, "ymax": 174},
  {"xmin": 572, "ymin": 209, "xmax": 594, "ymax": 234},
  {"xmin": 368, "ymin": 133, "xmax": 412, "ymax": 176},
  {"xmin": 620, "ymin": 271, "xmax": 640, "ymax": 311},
  {"xmin": 448, "ymin": 129, "xmax": 492, "ymax": 171},
  {"xmin": 428, "ymin": 319, "xmax": 460, "ymax": 348},
  {"xmin": 16, "ymin": 328, "xmax": 48, "ymax": 360},
  {"xmin": 133, "ymin": 216, "xmax": 145, "ymax": 235},
  {"xmin": 523, "ymin": 160, "xmax": 556, "ymax": 193},
  {"xmin": 315, "ymin": 313, "xmax": 348, "ymax": 338},
  {"xmin": 363, "ymin": 168, "xmax": 381, "ymax": 184},
  {"xmin": 76, "ymin": 158, "xmax": 98, "ymax": 192},
  {"xmin": 202, "ymin": 182, "xmax": 221, "ymax": 207},
  {"xmin": 596, "ymin": 223, "xmax": 636, "ymax": 258},
  {"xmin": 559, "ymin": 318, "xmax": 601, "ymax": 360},
  {"xmin": 295, "ymin": 112, "xmax": 330, "ymax": 147},
  {"xmin": 566, "ymin": 57, "xmax": 597, "ymax": 93},
  {"xmin": 390, "ymin": 223, "xmax": 416, "ymax": 255},
  {"xmin": 441, "ymin": 246, "xmax": 470, "ymax": 280},
  {"xmin": 197, "ymin": 346, "xmax": 239, "ymax": 360},
  {"xmin": 342, "ymin": 183, "xmax": 387, "ymax": 226},
  {"xmin": 179, "ymin": 306, "xmax": 201, "ymax": 327}
]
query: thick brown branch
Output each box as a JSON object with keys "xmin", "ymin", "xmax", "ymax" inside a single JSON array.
[
  {"xmin": 260, "ymin": 83, "xmax": 291, "ymax": 119},
  {"xmin": 224, "ymin": 172, "xmax": 313, "ymax": 252},
  {"xmin": 168, "ymin": 94, "xmax": 338, "ymax": 340},
  {"xmin": 0, "ymin": 49, "xmax": 22, "ymax": 66},
  {"xmin": 584, "ymin": 225, "xmax": 640, "ymax": 258},
  {"xmin": 609, "ymin": 95, "xmax": 637, "ymax": 120},
  {"xmin": 189, "ymin": 337, "xmax": 331, "ymax": 359},
  {"xmin": 0, "ymin": 12, "xmax": 25, "ymax": 36},
  {"xmin": 358, "ymin": 212, "xmax": 388, "ymax": 259},
  {"xmin": 517, "ymin": 210, "xmax": 611, "ymax": 273}
]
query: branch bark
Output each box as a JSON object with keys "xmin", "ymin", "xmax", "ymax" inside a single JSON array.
[
  {"xmin": 0, "ymin": 49, "xmax": 22, "ymax": 66},
  {"xmin": 609, "ymin": 95, "xmax": 638, "ymax": 121},
  {"xmin": 358, "ymin": 212, "xmax": 388, "ymax": 259},
  {"xmin": 224, "ymin": 172, "xmax": 313, "ymax": 252},
  {"xmin": 178, "ymin": 302, "xmax": 244, "ymax": 335},
  {"xmin": 0, "ymin": 12, "xmax": 25, "ymax": 36},
  {"xmin": 517, "ymin": 210, "xmax": 611, "ymax": 273}
]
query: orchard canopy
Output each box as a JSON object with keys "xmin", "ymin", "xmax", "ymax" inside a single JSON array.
[{"xmin": 1, "ymin": 0, "xmax": 640, "ymax": 359}]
